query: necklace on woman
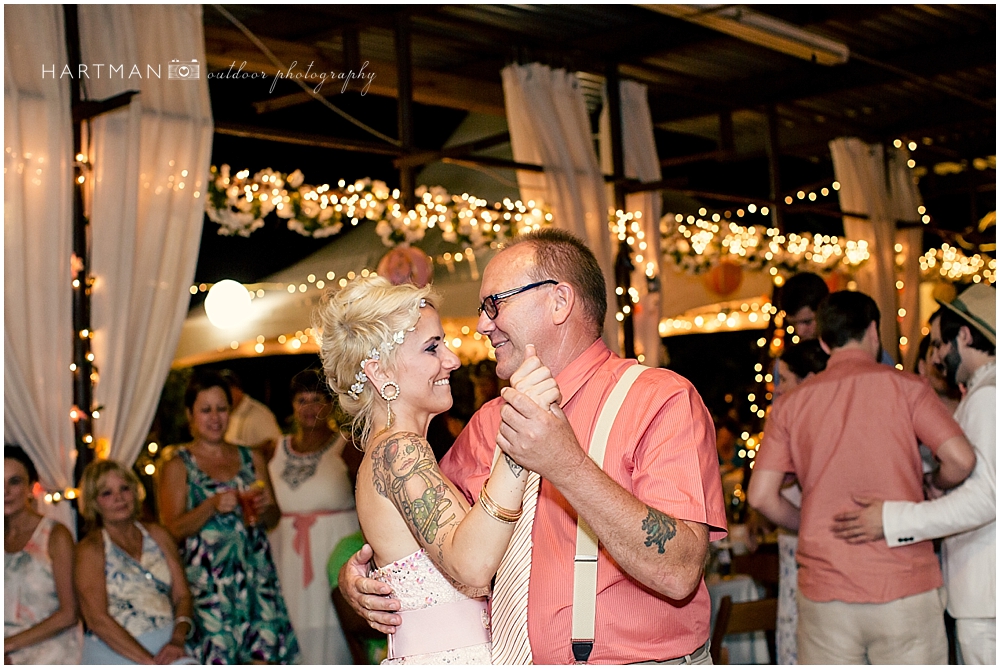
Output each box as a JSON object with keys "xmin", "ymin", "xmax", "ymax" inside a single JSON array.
[{"xmin": 280, "ymin": 435, "xmax": 335, "ymax": 489}]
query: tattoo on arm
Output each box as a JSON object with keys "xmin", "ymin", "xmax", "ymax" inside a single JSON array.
[
  {"xmin": 641, "ymin": 507, "xmax": 677, "ymax": 554},
  {"xmin": 504, "ymin": 453, "xmax": 525, "ymax": 478},
  {"xmin": 372, "ymin": 433, "xmax": 457, "ymax": 545}
]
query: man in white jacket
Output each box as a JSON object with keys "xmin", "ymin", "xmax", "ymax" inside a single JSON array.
[{"xmin": 831, "ymin": 283, "xmax": 996, "ymax": 664}]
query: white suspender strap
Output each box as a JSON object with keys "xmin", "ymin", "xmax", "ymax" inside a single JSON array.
[{"xmin": 571, "ymin": 364, "xmax": 649, "ymax": 661}]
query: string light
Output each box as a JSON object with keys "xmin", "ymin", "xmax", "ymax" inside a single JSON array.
[
  {"xmin": 919, "ymin": 245, "xmax": 996, "ymax": 284},
  {"xmin": 207, "ymin": 166, "xmax": 552, "ymax": 250}
]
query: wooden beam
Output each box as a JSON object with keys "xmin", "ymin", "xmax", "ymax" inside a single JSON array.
[
  {"xmin": 214, "ymin": 122, "xmax": 403, "ymax": 156},
  {"xmin": 394, "ymin": 131, "xmax": 511, "ymax": 169},
  {"xmin": 204, "ymin": 24, "xmax": 506, "ymax": 116}
]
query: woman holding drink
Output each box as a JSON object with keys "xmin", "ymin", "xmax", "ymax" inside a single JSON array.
[{"xmin": 157, "ymin": 370, "xmax": 299, "ymax": 664}]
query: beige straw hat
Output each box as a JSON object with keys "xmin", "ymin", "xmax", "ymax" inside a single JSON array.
[{"xmin": 937, "ymin": 283, "xmax": 996, "ymax": 345}]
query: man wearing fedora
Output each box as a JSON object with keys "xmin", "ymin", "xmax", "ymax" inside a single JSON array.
[{"xmin": 832, "ymin": 283, "xmax": 996, "ymax": 664}]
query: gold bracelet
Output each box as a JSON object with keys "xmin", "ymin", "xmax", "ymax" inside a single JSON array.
[{"xmin": 479, "ymin": 484, "xmax": 522, "ymax": 524}]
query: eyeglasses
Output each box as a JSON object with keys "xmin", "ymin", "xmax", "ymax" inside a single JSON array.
[{"xmin": 478, "ymin": 280, "xmax": 557, "ymax": 320}]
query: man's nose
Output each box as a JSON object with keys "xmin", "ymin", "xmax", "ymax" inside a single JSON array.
[{"xmin": 476, "ymin": 307, "xmax": 496, "ymax": 335}]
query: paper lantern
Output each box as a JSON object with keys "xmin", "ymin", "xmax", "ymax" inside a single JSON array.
[
  {"xmin": 377, "ymin": 246, "xmax": 434, "ymax": 287},
  {"xmin": 825, "ymin": 270, "xmax": 849, "ymax": 293},
  {"xmin": 703, "ymin": 260, "xmax": 743, "ymax": 296},
  {"xmin": 205, "ymin": 279, "xmax": 251, "ymax": 329}
]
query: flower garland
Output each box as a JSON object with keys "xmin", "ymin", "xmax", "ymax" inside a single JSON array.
[
  {"xmin": 659, "ymin": 213, "xmax": 871, "ymax": 277},
  {"xmin": 206, "ymin": 165, "xmax": 552, "ymax": 251}
]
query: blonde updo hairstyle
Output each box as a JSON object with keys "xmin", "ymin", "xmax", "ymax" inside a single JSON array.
[{"xmin": 314, "ymin": 275, "xmax": 438, "ymax": 448}]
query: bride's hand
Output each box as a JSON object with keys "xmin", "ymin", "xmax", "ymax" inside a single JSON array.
[{"xmin": 509, "ymin": 344, "xmax": 561, "ymax": 410}]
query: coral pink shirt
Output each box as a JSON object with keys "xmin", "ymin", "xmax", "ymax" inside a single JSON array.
[
  {"xmin": 756, "ymin": 348, "xmax": 965, "ymax": 604},
  {"xmin": 441, "ymin": 340, "xmax": 727, "ymax": 663}
]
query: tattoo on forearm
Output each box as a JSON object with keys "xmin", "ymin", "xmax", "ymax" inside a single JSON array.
[
  {"xmin": 641, "ymin": 507, "xmax": 677, "ymax": 554},
  {"xmin": 504, "ymin": 453, "xmax": 525, "ymax": 478},
  {"xmin": 372, "ymin": 433, "xmax": 457, "ymax": 545}
]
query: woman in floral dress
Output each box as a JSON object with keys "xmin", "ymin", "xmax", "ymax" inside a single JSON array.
[
  {"xmin": 4, "ymin": 446, "xmax": 81, "ymax": 664},
  {"xmin": 158, "ymin": 370, "xmax": 299, "ymax": 664}
]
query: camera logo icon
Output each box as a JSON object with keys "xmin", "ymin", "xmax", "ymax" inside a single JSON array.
[{"xmin": 168, "ymin": 59, "xmax": 200, "ymax": 80}]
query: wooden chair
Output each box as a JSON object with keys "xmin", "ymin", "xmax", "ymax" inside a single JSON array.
[
  {"xmin": 331, "ymin": 588, "xmax": 387, "ymax": 664},
  {"xmin": 710, "ymin": 595, "xmax": 778, "ymax": 664},
  {"xmin": 731, "ymin": 549, "xmax": 780, "ymax": 598}
]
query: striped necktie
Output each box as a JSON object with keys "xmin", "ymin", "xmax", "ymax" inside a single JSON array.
[{"xmin": 491, "ymin": 469, "xmax": 541, "ymax": 665}]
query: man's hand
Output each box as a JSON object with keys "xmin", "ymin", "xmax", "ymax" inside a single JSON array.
[
  {"xmin": 497, "ymin": 385, "xmax": 584, "ymax": 483},
  {"xmin": 509, "ymin": 344, "xmax": 561, "ymax": 410},
  {"xmin": 831, "ymin": 495, "xmax": 885, "ymax": 543},
  {"xmin": 337, "ymin": 543, "xmax": 402, "ymax": 635}
]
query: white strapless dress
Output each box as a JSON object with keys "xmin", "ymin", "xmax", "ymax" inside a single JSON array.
[{"xmin": 372, "ymin": 549, "xmax": 491, "ymax": 665}]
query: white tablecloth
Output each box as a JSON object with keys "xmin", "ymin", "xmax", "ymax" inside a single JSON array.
[{"xmin": 707, "ymin": 574, "xmax": 771, "ymax": 664}]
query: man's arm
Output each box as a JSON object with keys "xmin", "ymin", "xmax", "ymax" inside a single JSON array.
[
  {"xmin": 747, "ymin": 468, "xmax": 801, "ymax": 531},
  {"xmin": 497, "ymin": 388, "xmax": 709, "ymax": 600},
  {"xmin": 932, "ymin": 434, "xmax": 977, "ymax": 490},
  {"xmin": 337, "ymin": 543, "xmax": 402, "ymax": 635},
  {"xmin": 833, "ymin": 389, "xmax": 994, "ymax": 546}
]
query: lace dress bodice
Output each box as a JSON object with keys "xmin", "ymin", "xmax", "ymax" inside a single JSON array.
[{"xmin": 372, "ymin": 549, "xmax": 491, "ymax": 664}]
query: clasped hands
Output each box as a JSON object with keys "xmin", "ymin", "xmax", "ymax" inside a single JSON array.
[{"xmin": 496, "ymin": 345, "xmax": 584, "ymax": 481}]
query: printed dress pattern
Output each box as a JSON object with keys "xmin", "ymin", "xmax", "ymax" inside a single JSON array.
[
  {"xmin": 177, "ymin": 447, "xmax": 300, "ymax": 664},
  {"xmin": 4, "ymin": 517, "xmax": 82, "ymax": 664}
]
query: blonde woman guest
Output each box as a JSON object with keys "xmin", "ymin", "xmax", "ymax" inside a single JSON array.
[
  {"xmin": 75, "ymin": 460, "xmax": 195, "ymax": 664},
  {"xmin": 268, "ymin": 369, "xmax": 360, "ymax": 664},
  {"xmin": 315, "ymin": 276, "xmax": 558, "ymax": 664},
  {"xmin": 157, "ymin": 370, "xmax": 299, "ymax": 664},
  {"xmin": 4, "ymin": 446, "xmax": 82, "ymax": 664}
]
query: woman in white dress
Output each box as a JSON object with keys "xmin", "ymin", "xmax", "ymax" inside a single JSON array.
[
  {"xmin": 315, "ymin": 276, "xmax": 557, "ymax": 664},
  {"xmin": 4, "ymin": 446, "xmax": 82, "ymax": 664},
  {"xmin": 269, "ymin": 369, "xmax": 360, "ymax": 665}
]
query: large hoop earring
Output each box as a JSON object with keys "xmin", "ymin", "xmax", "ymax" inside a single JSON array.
[{"xmin": 380, "ymin": 381, "xmax": 400, "ymax": 431}]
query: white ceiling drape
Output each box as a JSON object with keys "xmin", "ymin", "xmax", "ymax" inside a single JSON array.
[
  {"xmin": 599, "ymin": 79, "xmax": 664, "ymax": 365},
  {"xmin": 502, "ymin": 63, "xmax": 617, "ymax": 348},
  {"xmin": 830, "ymin": 137, "xmax": 923, "ymax": 365},
  {"xmin": 4, "ymin": 5, "xmax": 77, "ymax": 528},
  {"xmin": 80, "ymin": 4, "xmax": 213, "ymax": 466}
]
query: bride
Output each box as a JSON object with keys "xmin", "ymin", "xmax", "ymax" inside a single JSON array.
[{"xmin": 315, "ymin": 276, "xmax": 556, "ymax": 664}]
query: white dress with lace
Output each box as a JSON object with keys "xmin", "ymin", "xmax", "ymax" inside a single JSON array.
[{"xmin": 372, "ymin": 549, "xmax": 491, "ymax": 665}]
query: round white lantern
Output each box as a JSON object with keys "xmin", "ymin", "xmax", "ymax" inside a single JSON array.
[{"xmin": 205, "ymin": 279, "xmax": 251, "ymax": 329}]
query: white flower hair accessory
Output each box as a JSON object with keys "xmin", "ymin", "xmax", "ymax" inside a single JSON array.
[{"xmin": 346, "ymin": 299, "xmax": 426, "ymax": 400}]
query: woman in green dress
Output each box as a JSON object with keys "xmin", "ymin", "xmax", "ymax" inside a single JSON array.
[{"xmin": 157, "ymin": 370, "xmax": 299, "ymax": 664}]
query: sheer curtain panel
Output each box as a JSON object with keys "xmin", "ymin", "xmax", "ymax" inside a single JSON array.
[
  {"xmin": 79, "ymin": 4, "xmax": 213, "ymax": 466},
  {"xmin": 4, "ymin": 5, "xmax": 77, "ymax": 528},
  {"xmin": 830, "ymin": 138, "xmax": 903, "ymax": 361},
  {"xmin": 502, "ymin": 63, "xmax": 617, "ymax": 347},
  {"xmin": 599, "ymin": 80, "xmax": 664, "ymax": 364}
]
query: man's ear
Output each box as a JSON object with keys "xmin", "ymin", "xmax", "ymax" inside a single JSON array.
[
  {"xmin": 957, "ymin": 325, "xmax": 974, "ymax": 347},
  {"xmin": 819, "ymin": 339, "xmax": 831, "ymax": 355},
  {"xmin": 551, "ymin": 282, "xmax": 574, "ymax": 326}
]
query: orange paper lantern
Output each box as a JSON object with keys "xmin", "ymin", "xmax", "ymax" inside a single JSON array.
[
  {"xmin": 377, "ymin": 246, "xmax": 434, "ymax": 287},
  {"xmin": 703, "ymin": 260, "xmax": 743, "ymax": 296},
  {"xmin": 825, "ymin": 270, "xmax": 849, "ymax": 293}
]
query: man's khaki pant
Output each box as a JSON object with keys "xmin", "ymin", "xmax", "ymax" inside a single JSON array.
[{"xmin": 797, "ymin": 587, "xmax": 947, "ymax": 664}]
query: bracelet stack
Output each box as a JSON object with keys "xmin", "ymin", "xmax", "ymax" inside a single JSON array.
[{"xmin": 479, "ymin": 485, "xmax": 523, "ymax": 524}]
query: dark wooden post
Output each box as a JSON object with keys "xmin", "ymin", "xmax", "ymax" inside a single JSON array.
[
  {"xmin": 64, "ymin": 6, "xmax": 95, "ymax": 507},
  {"xmin": 606, "ymin": 62, "xmax": 636, "ymax": 359},
  {"xmin": 395, "ymin": 13, "xmax": 415, "ymax": 210},
  {"xmin": 763, "ymin": 106, "xmax": 783, "ymax": 233}
]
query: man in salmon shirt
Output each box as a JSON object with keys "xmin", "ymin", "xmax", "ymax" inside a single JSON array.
[
  {"xmin": 340, "ymin": 228, "xmax": 728, "ymax": 664},
  {"xmin": 749, "ymin": 290, "xmax": 976, "ymax": 664}
]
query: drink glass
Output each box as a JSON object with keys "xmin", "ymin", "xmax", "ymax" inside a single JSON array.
[{"xmin": 238, "ymin": 481, "xmax": 265, "ymax": 525}]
